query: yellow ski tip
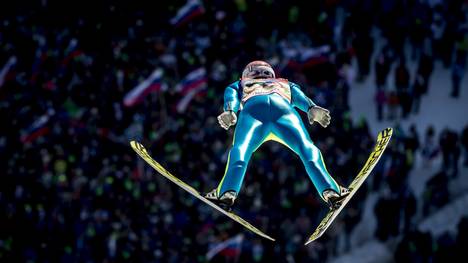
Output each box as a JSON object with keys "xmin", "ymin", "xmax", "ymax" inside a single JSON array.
[
  {"xmin": 130, "ymin": 140, "xmax": 143, "ymax": 150},
  {"xmin": 304, "ymin": 234, "xmax": 320, "ymax": 245}
]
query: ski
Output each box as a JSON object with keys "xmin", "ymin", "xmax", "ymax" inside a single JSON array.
[
  {"xmin": 305, "ymin": 127, "xmax": 393, "ymax": 245},
  {"xmin": 130, "ymin": 141, "xmax": 275, "ymax": 242}
]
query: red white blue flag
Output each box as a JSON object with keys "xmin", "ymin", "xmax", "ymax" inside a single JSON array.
[
  {"xmin": 282, "ymin": 45, "xmax": 331, "ymax": 73},
  {"xmin": 0, "ymin": 56, "xmax": 17, "ymax": 88},
  {"xmin": 20, "ymin": 113, "xmax": 51, "ymax": 143},
  {"xmin": 206, "ymin": 234, "xmax": 244, "ymax": 261},
  {"xmin": 175, "ymin": 67, "xmax": 207, "ymax": 94},
  {"xmin": 176, "ymin": 68, "xmax": 207, "ymax": 112},
  {"xmin": 170, "ymin": 0, "xmax": 205, "ymax": 27},
  {"xmin": 300, "ymin": 45, "xmax": 330, "ymax": 67},
  {"xmin": 123, "ymin": 69, "xmax": 164, "ymax": 107}
]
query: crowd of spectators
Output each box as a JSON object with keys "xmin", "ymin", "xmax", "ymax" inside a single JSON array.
[
  {"xmin": 0, "ymin": 0, "xmax": 467, "ymax": 262},
  {"xmin": 373, "ymin": 123, "xmax": 468, "ymax": 262},
  {"xmin": 370, "ymin": 0, "xmax": 468, "ymax": 121}
]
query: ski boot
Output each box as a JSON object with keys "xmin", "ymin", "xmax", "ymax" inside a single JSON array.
[
  {"xmin": 204, "ymin": 189, "xmax": 237, "ymax": 212},
  {"xmin": 322, "ymin": 186, "xmax": 351, "ymax": 210}
]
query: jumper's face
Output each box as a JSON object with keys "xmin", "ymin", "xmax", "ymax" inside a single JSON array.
[
  {"xmin": 242, "ymin": 61, "xmax": 275, "ymax": 79},
  {"xmin": 244, "ymin": 65, "xmax": 275, "ymax": 79}
]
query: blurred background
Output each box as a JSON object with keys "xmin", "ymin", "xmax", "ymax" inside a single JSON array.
[{"xmin": 1, "ymin": 0, "xmax": 468, "ymax": 262}]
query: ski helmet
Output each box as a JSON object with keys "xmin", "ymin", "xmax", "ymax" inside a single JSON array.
[{"xmin": 241, "ymin": 60, "xmax": 275, "ymax": 79}]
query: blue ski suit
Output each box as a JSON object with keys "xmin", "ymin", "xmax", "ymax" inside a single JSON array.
[{"xmin": 216, "ymin": 78, "xmax": 340, "ymax": 200}]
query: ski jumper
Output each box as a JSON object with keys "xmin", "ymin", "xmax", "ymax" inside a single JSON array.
[{"xmin": 216, "ymin": 78, "xmax": 340, "ymax": 200}]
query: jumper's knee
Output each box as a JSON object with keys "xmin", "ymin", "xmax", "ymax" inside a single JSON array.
[
  {"xmin": 300, "ymin": 142, "xmax": 320, "ymax": 163},
  {"xmin": 231, "ymin": 160, "xmax": 247, "ymax": 170}
]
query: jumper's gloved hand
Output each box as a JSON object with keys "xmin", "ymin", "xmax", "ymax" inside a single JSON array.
[
  {"xmin": 217, "ymin": 111, "xmax": 237, "ymax": 130},
  {"xmin": 308, "ymin": 105, "xmax": 331, "ymax": 128}
]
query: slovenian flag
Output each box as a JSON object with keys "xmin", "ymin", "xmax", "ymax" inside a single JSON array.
[
  {"xmin": 206, "ymin": 234, "xmax": 244, "ymax": 261},
  {"xmin": 0, "ymin": 56, "xmax": 17, "ymax": 88},
  {"xmin": 170, "ymin": 0, "xmax": 205, "ymax": 27},
  {"xmin": 20, "ymin": 113, "xmax": 51, "ymax": 143},
  {"xmin": 123, "ymin": 69, "xmax": 164, "ymax": 107},
  {"xmin": 175, "ymin": 68, "xmax": 207, "ymax": 112}
]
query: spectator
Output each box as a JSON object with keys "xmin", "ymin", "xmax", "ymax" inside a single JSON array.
[
  {"xmin": 374, "ymin": 87, "xmax": 386, "ymax": 122},
  {"xmin": 412, "ymin": 73, "xmax": 425, "ymax": 113},
  {"xmin": 416, "ymin": 53, "xmax": 434, "ymax": 95},
  {"xmin": 394, "ymin": 231, "xmax": 433, "ymax": 262},
  {"xmin": 374, "ymin": 190, "xmax": 400, "ymax": 241},
  {"xmin": 394, "ymin": 58, "xmax": 412, "ymax": 119},
  {"xmin": 400, "ymin": 187, "xmax": 417, "ymax": 233},
  {"xmin": 434, "ymin": 232, "xmax": 457, "ymax": 262},
  {"xmin": 405, "ymin": 124, "xmax": 420, "ymax": 171},
  {"xmin": 439, "ymin": 129, "xmax": 461, "ymax": 177},
  {"xmin": 409, "ymin": 0, "xmax": 431, "ymax": 61},
  {"xmin": 422, "ymin": 171, "xmax": 450, "ymax": 216},
  {"xmin": 406, "ymin": 125, "xmax": 420, "ymax": 153},
  {"xmin": 456, "ymin": 217, "xmax": 468, "ymax": 259},
  {"xmin": 351, "ymin": 8, "xmax": 374, "ymax": 82},
  {"xmin": 431, "ymin": 5, "xmax": 448, "ymax": 65},
  {"xmin": 386, "ymin": 91, "xmax": 399, "ymax": 121},
  {"xmin": 374, "ymin": 49, "xmax": 392, "ymax": 90},
  {"xmin": 451, "ymin": 51, "xmax": 466, "ymax": 98},
  {"xmin": 462, "ymin": 125, "xmax": 468, "ymax": 167},
  {"xmin": 422, "ymin": 126, "xmax": 439, "ymax": 167}
]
